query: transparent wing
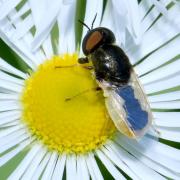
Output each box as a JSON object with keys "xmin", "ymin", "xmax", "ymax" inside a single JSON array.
[
  {"xmin": 129, "ymin": 70, "xmax": 153, "ymax": 137},
  {"xmin": 100, "ymin": 70, "xmax": 152, "ymax": 138},
  {"xmin": 105, "ymin": 89, "xmax": 136, "ymax": 138}
]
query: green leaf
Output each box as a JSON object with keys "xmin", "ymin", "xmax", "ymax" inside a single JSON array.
[{"xmin": 0, "ymin": 38, "xmax": 29, "ymax": 72}]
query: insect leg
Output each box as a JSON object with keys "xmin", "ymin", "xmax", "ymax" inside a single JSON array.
[
  {"xmin": 55, "ymin": 64, "xmax": 78, "ymax": 69},
  {"xmin": 82, "ymin": 66, "xmax": 94, "ymax": 70},
  {"xmin": 78, "ymin": 57, "xmax": 89, "ymax": 64},
  {"xmin": 65, "ymin": 87, "xmax": 101, "ymax": 102}
]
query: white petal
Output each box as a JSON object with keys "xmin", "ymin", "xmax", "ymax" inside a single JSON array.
[
  {"xmin": 0, "ymin": 93, "xmax": 19, "ymax": 101},
  {"xmin": 106, "ymin": 140, "xmax": 165, "ymax": 180},
  {"xmin": 148, "ymin": 91, "xmax": 180, "ymax": 102},
  {"xmin": 21, "ymin": 33, "xmax": 45, "ymax": 65},
  {"xmin": 101, "ymin": 144, "xmax": 139, "ymax": 180},
  {"xmin": 101, "ymin": 1, "xmax": 115, "ymax": 30},
  {"xmin": 13, "ymin": 15, "xmax": 33, "ymax": 39},
  {"xmin": 3, "ymin": 6, "xmax": 45, "ymax": 65},
  {"xmin": 21, "ymin": 148, "xmax": 46, "ymax": 180},
  {"xmin": 0, "ymin": 71, "xmax": 24, "ymax": 85},
  {"xmin": 110, "ymin": 0, "xmax": 127, "ymax": 46},
  {"xmin": 28, "ymin": 0, "xmax": 48, "ymax": 28},
  {"xmin": 41, "ymin": 152, "xmax": 58, "ymax": 180},
  {"xmin": 153, "ymin": 112, "xmax": 180, "ymax": 127},
  {"xmin": 82, "ymin": 0, "xmax": 103, "ymax": 31},
  {"xmin": 116, "ymin": 135, "xmax": 180, "ymax": 179},
  {"xmin": 144, "ymin": 74, "xmax": 180, "ymax": 94},
  {"xmin": 0, "ymin": 110, "xmax": 21, "ymax": 126},
  {"xmin": 140, "ymin": 59, "xmax": 180, "ymax": 85},
  {"xmin": 0, "ymin": 58, "xmax": 28, "ymax": 79},
  {"xmin": 0, "ymin": 119, "xmax": 20, "ymax": 128},
  {"xmin": 0, "ymin": 128, "xmax": 26, "ymax": 147},
  {"xmin": 1, "ymin": 19, "xmax": 13, "ymax": 34},
  {"xmin": 0, "ymin": 137, "xmax": 34, "ymax": 167},
  {"xmin": 101, "ymin": 1, "xmax": 125, "ymax": 47},
  {"xmin": 10, "ymin": 3, "xmax": 29, "ymax": 23},
  {"xmin": 10, "ymin": 16, "xmax": 45, "ymax": 66},
  {"xmin": 96, "ymin": 149, "xmax": 126, "ymax": 180},
  {"xmin": 139, "ymin": 0, "xmax": 153, "ymax": 19},
  {"xmin": 0, "ymin": 124, "xmax": 24, "ymax": 139},
  {"xmin": 139, "ymin": 136, "xmax": 180, "ymax": 161},
  {"xmin": 151, "ymin": 0, "xmax": 168, "ymax": 16},
  {"xmin": 116, "ymin": 134, "xmax": 180, "ymax": 173},
  {"xmin": 0, "ymin": 80, "xmax": 22, "ymax": 93},
  {"xmin": 42, "ymin": 36, "xmax": 53, "ymax": 59},
  {"xmin": 0, "ymin": 87, "xmax": 13, "ymax": 94},
  {"xmin": 66, "ymin": 155, "xmax": 77, "ymax": 180},
  {"xmin": 0, "ymin": 110, "xmax": 20, "ymax": 119},
  {"xmin": 0, "ymin": 133, "xmax": 28, "ymax": 154},
  {"xmin": 86, "ymin": 153, "xmax": 103, "ymax": 180},
  {"xmin": 2, "ymin": 3, "xmax": 49, "ymax": 68},
  {"xmin": 32, "ymin": 152, "xmax": 52, "ymax": 180},
  {"xmin": 0, "ymin": 120, "xmax": 20, "ymax": 128},
  {"xmin": 8, "ymin": 143, "xmax": 42, "ymax": 180},
  {"xmin": 135, "ymin": 37, "xmax": 180, "ymax": 78},
  {"xmin": 158, "ymin": 126, "xmax": 180, "ymax": 142},
  {"xmin": 141, "ymin": 0, "xmax": 171, "ymax": 33},
  {"xmin": 0, "ymin": 29, "xmax": 36, "ymax": 69},
  {"xmin": 0, "ymin": 100, "xmax": 21, "ymax": 112},
  {"xmin": 150, "ymin": 101, "xmax": 180, "ymax": 109},
  {"xmin": 76, "ymin": 155, "xmax": 90, "ymax": 180},
  {"xmin": 127, "ymin": 5, "xmax": 180, "ymax": 63},
  {"xmin": 58, "ymin": 1, "xmax": 76, "ymax": 54},
  {"xmin": 0, "ymin": 0, "xmax": 21, "ymax": 20},
  {"xmin": 63, "ymin": 0, "xmax": 73, "ymax": 4},
  {"xmin": 52, "ymin": 154, "xmax": 66, "ymax": 180},
  {"xmin": 124, "ymin": 0, "xmax": 142, "ymax": 44},
  {"xmin": 31, "ymin": 0, "xmax": 62, "ymax": 51}
]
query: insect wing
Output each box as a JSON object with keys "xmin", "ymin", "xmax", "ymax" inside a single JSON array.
[
  {"xmin": 105, "ymin": 89, "xmax": 136, "ymax": 138},
  {"xmin": 102, "ymin": 71, "xmax": 152, "ymax": 138},
  {"xmin": 128, "ymin": 70, "xmax": 153, "ymax": 137}
]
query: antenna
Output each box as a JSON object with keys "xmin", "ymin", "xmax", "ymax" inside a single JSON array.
[
  {"xmin": 91, "ymin": 13, "xmax": 97, "ymax": 29},
  {"xmin": 78, "ymin": 13, "xmax": 98, "ymax": 31},
  {"xmin": 78, "ymin": 20, "xmax": 90, "ymax": 31}
]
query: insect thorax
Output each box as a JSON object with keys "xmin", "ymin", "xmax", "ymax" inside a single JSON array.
[{"xmin": 91, "ymin": 44, "xmax": 132, "ymax": 86}]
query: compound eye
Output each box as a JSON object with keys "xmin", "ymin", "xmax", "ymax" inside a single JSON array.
[{"xmin": 85, "ymin": 31, "xmax": 103, "ymax": 53}]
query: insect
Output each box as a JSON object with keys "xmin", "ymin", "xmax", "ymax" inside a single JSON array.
[{"xmin": 78, "ymin": 16, "xmax": 153, "ymax": 138}]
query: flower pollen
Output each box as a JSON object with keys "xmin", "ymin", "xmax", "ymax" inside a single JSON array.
[{"xmin": 21, "ymin": 54, "xmax": 116, "ymax": 154}]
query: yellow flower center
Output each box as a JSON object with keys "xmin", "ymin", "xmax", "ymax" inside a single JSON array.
[{"xmin": 21, "ymin": 54, "xmax": 116, "ymax": 154}]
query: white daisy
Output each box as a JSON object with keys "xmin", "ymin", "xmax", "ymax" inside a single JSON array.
[{"xmin": 0, "ymin": 0, "xmax": 180, "ymax": 179}]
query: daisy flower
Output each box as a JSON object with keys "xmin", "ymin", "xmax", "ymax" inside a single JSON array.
[{"xmin": 0, "ymin": 0, "xmax": 180, "ymax": 179}]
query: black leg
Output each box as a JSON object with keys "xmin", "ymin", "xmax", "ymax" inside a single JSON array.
[
  {"xmin": 65, "ymin": 87, "xmax": 102, "ymax": 102},
  {"xmin": 78, "ymin": 57, "xmax": 89, "ymax": 64},
  {"xmin": 82, "ymin": 66, "xmax": 94, "ymax": 70},
  {"xmin": 55, "ymin": 64, "xmax": 78, "ymax": 68}
]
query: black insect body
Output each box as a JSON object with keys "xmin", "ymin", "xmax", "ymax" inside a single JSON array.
[{"xmin": 78, "ymin": 21, "xmax": 153, "ymax": 138}]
